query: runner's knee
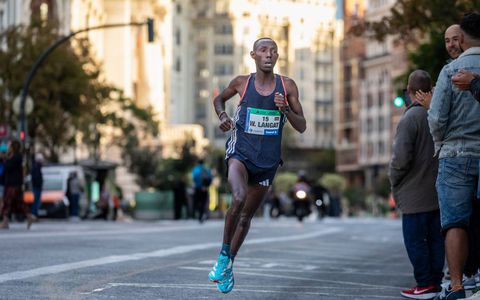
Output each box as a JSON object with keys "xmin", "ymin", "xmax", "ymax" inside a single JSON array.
[{"xmin": 238, "ymin": 213, "xmax": 252, "ymax": 228}]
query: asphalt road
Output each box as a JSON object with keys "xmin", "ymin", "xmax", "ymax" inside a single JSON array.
[{"xmin": 0, "ymin": 217, "xmax": 439, "ymax": 299}]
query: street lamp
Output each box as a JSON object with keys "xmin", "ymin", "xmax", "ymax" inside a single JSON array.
[{"xmin": 18, "ymin": 18, "xmax": 155, "ymax": 147}]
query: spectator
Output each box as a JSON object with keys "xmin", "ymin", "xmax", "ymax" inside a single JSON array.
[
  {"xmin": 428, "ymin": 13, "xmax": 480, "ymax": 300},
  {"xmin": 67, "ymin": 171, "xmax": 83, "ymax": 221},
  {"xmin": 0, "ymin": 143, "xmax": 7, "ymax": 213},
  {"xmin": 1, "ymin": 139, "xmax": 34, "ymax": 229},
  {"xmin": 191, "ymin": 159, "xmax": 212, "ymax": 223},
  {"xmin": 173, "ymin": 176, "xmax": 188, "ymax": 220},
  {"xmin": 389, "ymin": 70, "xmax": 444, "ymax": 299},
  {"xmin": 30, "ymin": 153, "xmax": 44, "ymax": 220}
]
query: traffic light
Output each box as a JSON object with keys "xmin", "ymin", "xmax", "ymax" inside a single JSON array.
[
  {"xmin": 147, "ymin": 18, "xmax": 154, "ymax": 42},
  {"xmin": 19, "ymin": 130, "xmax": 25, "ymax": 141},
  {"xmin": 393, "ymin": 96, "xmax": 404, "ymax": 108}
]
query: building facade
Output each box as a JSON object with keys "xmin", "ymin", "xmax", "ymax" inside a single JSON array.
[
  {"xmin": 358, "ymin": 0, "xmax": 406, "ymax": 189},
  {"xmin": 170, "ymin": 0, "xmax": 339, "ymax": 150},
  {"xmin": 335, "ymin": 0, "xmax": 365, "ymax": 186}
]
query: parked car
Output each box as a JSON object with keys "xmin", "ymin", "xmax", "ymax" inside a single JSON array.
[{"xmin": 24, "ymin": 165, "xmax": 87, "ymax": 218}]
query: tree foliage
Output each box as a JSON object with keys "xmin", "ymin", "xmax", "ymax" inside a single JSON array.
[
  {"xmin": 350, "ymin": 0, "xmax": 480, "ymax": 80},
  {"xmin": 0, "ymin": 21, "xmax": 158, "ymax": 162}
]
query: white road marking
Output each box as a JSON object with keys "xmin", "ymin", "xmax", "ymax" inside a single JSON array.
[
  {"xmin": 84, "ymin": 282, "xmax": 401, "ymax": 298},
  {"xmin": 0, "ymin": 227, "xmax": 340, "ymax": 284},
  {"xmin": 0, "ymin": 223, "xmax": 219, "ymax": 240},
  {"xmin": 180, "ymin": 266, "xmax": 405, "ymax": 289},
  {"xmin": 181, "ymin": 265, "xmax": 411, "ymax": 278}
]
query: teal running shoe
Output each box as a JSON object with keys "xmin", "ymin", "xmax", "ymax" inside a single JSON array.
[
  {"xmin": 208, "ymin": 254, "xmax": 230, "ymax": 283},
  {"xmin": 217, "ymin": 267, "xmax": 234, "ymax": 294}
]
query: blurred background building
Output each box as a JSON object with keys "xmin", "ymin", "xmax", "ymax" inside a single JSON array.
[{"xmin": 0, "ymin": 0, "xmax": 410, "ymax": 201}]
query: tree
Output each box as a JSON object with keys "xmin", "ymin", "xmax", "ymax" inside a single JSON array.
[
  {"xmin": 350, "ymin": 0, "xmax": 480, "ymax": 80},
  {"xmin": 0, "ymin": 21, "xmax": 158, "ymax": 162}
]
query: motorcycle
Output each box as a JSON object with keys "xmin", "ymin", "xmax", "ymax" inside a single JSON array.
[{"xmin": 292, "ymin": 182, "xmax": 312, "ymax": 222}]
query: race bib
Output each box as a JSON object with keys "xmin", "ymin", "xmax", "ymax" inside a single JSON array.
[{"xmin": 245, "ymin": 107, "xmax": 281, "ymax": 135}]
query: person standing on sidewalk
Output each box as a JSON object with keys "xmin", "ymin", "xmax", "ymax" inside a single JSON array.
[
  {"xmin": 30, "ymin": 153, "xmax": 44, "ymax": 220},
  {"xmin": 192, "ymin": 159, "xmax": 212, "ymax": 223},
  {"xmin": 208, "ymin": 37, "xmax": 306, "ymax": 293},
  {"xmin": 0, "ymin": 144, "xmax": 7, "ymax": 213},
  {"xmin": 389, "ymin": 70, "xmax": 444, "ymax": 300},
  {"xmin": 1, "ymin": 139, "xmax": 34, "ymax": 229},
  {"xmin": 428, "ymin": 13, "xmax": 480, "ymax": 300},
  {"xmin": 67, "ymin": 171, "xmax": 83, "ymax": 221}
]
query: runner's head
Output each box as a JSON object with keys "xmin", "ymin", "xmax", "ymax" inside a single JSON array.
[
  {"xmin": 444, "ymin": 24, "xmax": 462, "ymax": 59},
  {"xmin": 250, "ymin": 38, "xmax": 278, "ymax": 73}
]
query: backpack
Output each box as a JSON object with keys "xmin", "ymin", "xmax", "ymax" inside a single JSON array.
[{"xmin": 200, "ymin": 168, "xmax": 212, "ymax": 187}]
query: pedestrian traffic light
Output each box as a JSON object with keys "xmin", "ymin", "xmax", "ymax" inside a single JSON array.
[
  {"xmin": 147, "ymin": 18, "xmax": 154, "ymax": 43},
  {"xmin": 19, "ymin": 130, "xmax": 25, "ymax": 141},
  {"xmin": 393, "ymin": 96, "xmax": 404, "ymax": 108}
]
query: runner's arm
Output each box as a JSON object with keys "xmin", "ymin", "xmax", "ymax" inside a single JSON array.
[
  {"xmin": 213, "ymin": 76, "xmax": 246, "ymax": 132},
  {"xmin": 284, "ymin": 78, "xmax": 306, "ymax": 133}
]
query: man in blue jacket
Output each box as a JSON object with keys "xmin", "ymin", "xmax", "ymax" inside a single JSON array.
[{"xmin": 428, "ymin": 13, "xmax": 480, "ymax": 300}]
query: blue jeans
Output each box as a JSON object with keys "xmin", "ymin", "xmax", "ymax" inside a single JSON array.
[
  {"xmin": 436, "ymin": 157, "xmax": 479, "ymax": 233},
  {"xmin": 31, "ymin": 186, "xmax": 42, "ymax": 217},
  {"xmin": 402, "ymin": 210, "xmax": 444, "ymax": 287}
]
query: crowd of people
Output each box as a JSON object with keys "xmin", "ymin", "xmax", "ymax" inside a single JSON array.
[{"xmin": 389, "ymin": 13, "xmax": 480, "ymax": 300}]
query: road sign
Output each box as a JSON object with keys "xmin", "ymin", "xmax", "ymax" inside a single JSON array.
[{"xmin": 12, "ymin": 95, "xmax": 34, "ymax": 115}]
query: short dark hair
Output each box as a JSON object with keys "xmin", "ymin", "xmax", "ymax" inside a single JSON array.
[
  {"xmin": 460, "ymin": 12, "xmax": 480, "ymax": 40},
  {"xmin": 408, "ymin": 70, "xmax": 432, "ymax": 93},
  {"xmin": 253, "ymin": 37, "xmax": 276, "ymax": 50}
]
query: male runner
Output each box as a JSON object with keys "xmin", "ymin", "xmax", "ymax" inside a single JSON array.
[{"xmin": 209, "ymin": 37, "xmax": 306, "ymax": 293}]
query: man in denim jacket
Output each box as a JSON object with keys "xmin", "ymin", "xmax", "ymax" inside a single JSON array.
[{"xmin": 428, "ymin": 13, "xmax": 480, "ymax": 300}]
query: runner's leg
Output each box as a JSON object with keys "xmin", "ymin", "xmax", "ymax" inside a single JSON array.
[
  {"xmin": 230, "ymin": 184, "xmax": 269, "ymax": 256},
  {"xmin": 222, "ymin": 159, "xmax": 248, "ymax": 245}
]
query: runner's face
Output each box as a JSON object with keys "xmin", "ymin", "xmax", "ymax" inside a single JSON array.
[{"xmin": 251, "ymin": 40, "xmax": 278, "ymax": 72}]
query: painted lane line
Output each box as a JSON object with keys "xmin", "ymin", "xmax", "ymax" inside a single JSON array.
[
  {"xmin": 0, "ymin": 223, "xmax": 220, "ymax": 240},
  {"xmin": 85, "ymin": 282, "xmax": 400, "ymax": 299},
  {"xmin": 180, "ymin": 266, "xmax": 404, "ymax": 289},
  {"xmin": 179, "ymin": 261, "xmax": 412, "ymax": 278},
  {"xmin": 0, "ymin": 227, "xmax": 341, "ymax": 284}
]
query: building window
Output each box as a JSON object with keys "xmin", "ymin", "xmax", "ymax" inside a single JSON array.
[
  {"xmin": 175, "ymin": 28, "xmax": 181, "ymax": 45},
  {"xmin": 176, "ymin": 3, "xmax": 182, "ymax": 14},
  {"xmin": 215, "ymin": 63, "xmax": 234, "ymax": 75},
  {"xmin": 379, "ymin": 142, "xmax": 385, "ymax": 155},
  {"xmin": 367, "ymin": 93, "xmax": 373, "ymax": 108},
  {"xmin": 378, "ymin": 91, "xmax": 384, "ymax": 106},
  {"xmin": 214, "ymin": 44, "xmax": 233, "ymax": 55},
  {"xmin": 175, "ymin": 58, "xmax": 181, "ymax": 71},
  {"xmin": 379, "ymin": 116, "xmax": 384, "ymax": 132},
  {"xmin": 367, "ymin": 118, "xmax": 373, "ymax": 133},
  {"xmin": 215, "ymin": 23, "xmax": 232, "ymax": 34}
]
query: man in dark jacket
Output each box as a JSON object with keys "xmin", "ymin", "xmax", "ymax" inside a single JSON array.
[{"xmin": 389, "ymin": 70, "xmax": 444, "ymax": 299}]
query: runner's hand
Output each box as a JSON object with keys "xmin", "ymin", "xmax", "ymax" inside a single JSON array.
[
  {"xmin": 274, "ymin": 92, "xmax": 288, "ymax": 113},
  {"xmin": 219, "ymin": 113, "xmax": 234, "ymax": 132}
]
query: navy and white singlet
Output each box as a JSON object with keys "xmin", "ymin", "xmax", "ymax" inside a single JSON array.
[{"xmin": 225, "ymin": 73, "xmax": 288, "ymax": 169}]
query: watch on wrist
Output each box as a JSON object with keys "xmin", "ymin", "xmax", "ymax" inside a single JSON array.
[{"xmin": 282, "ymin": 106, "xmax": 290, "ymax": 116}]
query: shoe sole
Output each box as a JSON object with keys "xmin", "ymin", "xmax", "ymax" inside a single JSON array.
[{"xmin": 400, "ymin": 292, "xmax": 440, "ymax": 299}]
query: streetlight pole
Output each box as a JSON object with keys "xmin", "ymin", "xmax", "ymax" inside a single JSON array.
[{"xmin": 18, "ymin": 18, "xmax": 155, "ymax": 147}]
